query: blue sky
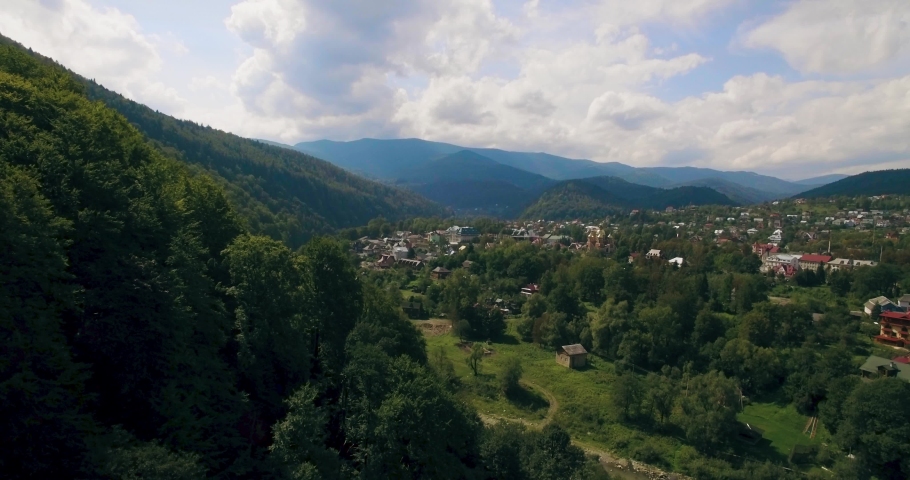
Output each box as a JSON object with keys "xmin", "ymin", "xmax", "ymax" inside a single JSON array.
[{"xmin": 2, "ymin": 0, "xmax": 909, "ymax": 179}]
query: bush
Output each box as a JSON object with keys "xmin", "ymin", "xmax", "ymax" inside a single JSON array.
[{"xmin": 499, "ymin": 357, "xmax": 523, "ymax": 396}]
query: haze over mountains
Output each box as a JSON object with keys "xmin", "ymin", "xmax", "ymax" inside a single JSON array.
[{"xmin": 291, "ymin": 138, "xmax": 850, "ymax": 215}]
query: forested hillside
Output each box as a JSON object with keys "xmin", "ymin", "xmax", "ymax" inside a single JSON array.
[
  {"xmin": 0, "ymin": 35, "xmax": 444, "ymax": 248},
  {"xmin": 521, "ymin": 179, "xmax": 736, "ymax": 220},
  {"xmin": 0, "ymin": 41, "xmax": 597, "ymax": 479},
  {"xmin": 797, "ymin": 169, "xmax": 910, "ymax": 198}
]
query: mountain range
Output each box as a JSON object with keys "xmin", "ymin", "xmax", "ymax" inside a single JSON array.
[
  {"xmin": 292, "ymin": 138, "xmax": 848, "ymax": 217},
  {"xmin": 286, "ymin": 139, "xmax": 845, "ymax": 214}
]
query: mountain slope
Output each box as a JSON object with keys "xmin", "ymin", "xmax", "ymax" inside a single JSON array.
[
  {"xmin": 521, "ymin": 178, "xmax": 737, "ymax": 219},
  {"xmin": 670, "ymin": 177, "xmax": 779, "ymax": 204},
  {"xmin": 295, "ymin": 138, "xmax": 461, "ymax": 179},
  {"xmin": 521, "ymin": 181, "xmax": 628, "ymax": 220},
  {"xmin": 642, "ymin": 166, "xmax": 810, "ymax": 197},
  {"xmin": 409, "ymin": 180, "xmax": 537, "ymax": 217},
  {"xmin": 466, "ymin": 148, "xmax": 672, "ymax": 186},
  {"xmin": 0, "ymin": 35, "xmax": 446, "ymax": 248},
  {"xmin": 396, "ymin": 150, "xmax": 556, "ymax": 190},
  {"xmin": 793, "ymin": 174, "xmax": 849, "ymax": 186},
  {"xmin": 797, "ymin": 169, "xmax": 910, "ymax": 198}
]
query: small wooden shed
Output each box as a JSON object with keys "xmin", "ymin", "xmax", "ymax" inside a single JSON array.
[
  {"xmin": 556, "ymin": 344, "xmax": 587, "ymax": 369},
  {"xmin": 431, "ymin": 267, "xmax": 451, "ymax": 280}
]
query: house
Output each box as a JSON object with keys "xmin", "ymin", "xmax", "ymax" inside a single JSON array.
[
  {"xmin": 431, "ymin": 267, "xmax": 451, "ymax": 280},
  {"xmin": 668, "ymin": 257, "xmax": 684, "ymax": 267},
  {"xmin": 762, "ymin": 253, "xmax": 801, "ymax": 273},
  {"xmin": 556, "ymin": 344, "xmax": 588, "ymax": 369},
  {"xmin": 874, "ymin": 311, "xmax": 910, "ymax": 347},
  {"xmin": 521, "ymin": 284, "xmax": 540, "ymax": 296},
  {"xmin": 376, "ymin": 254, "xmax": 397, "ymax": 269},
  {"xmin": 899, "ymin": 295, "xmax": 910, "ymax": 309},
  {"xmin": 396, "ymin": 258, "xmax": 423, "ymax": 269},
  {"xmin": 827, "ymin": 258, "xmax": 852, "ymax": 271},
  {"xmin": 752, "ymin": 243, "xmax": 779, "ymax": 259},
  {"xmin": 646, "ymin": 249, "xmax": 662, "ymax": 259},
  {"xmin": 798, "ymin": 254, "xmax": 832, "ymax": 271},
  {"xmin": 853, "ymin": 260, "xmax": 877, "ymax": 268},
  {"xmin": 393, "ymin": 245, "xmax": 410, "ymax": 261},
  {"xmin": 767, "ymin": 229, "xmax": 783, "ymax": 245},
  {"xmin": 463, "ymin": 260, "xmax": 474, "ymax": 269},
  {"xmin": 859, "ymin": 355, "xmax": 910, "ymax": 382},
  {"xmin": 628, "ymin": 252, "xmax": 640, "ymax": 264},
  {"xmin": 446, "ymin": 226, "xmax": 479, "ymax": 244},
  {"xmin": 865, "ymin": 296, "xmax": 894, "ymax": 315}
]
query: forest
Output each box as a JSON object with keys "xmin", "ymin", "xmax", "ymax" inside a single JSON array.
[{"xmin": 0, "ymin": 43, "xmax": 603, "ymax": 479}]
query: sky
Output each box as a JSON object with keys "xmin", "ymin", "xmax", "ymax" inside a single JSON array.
[{"xmin": 1, "ymin": 0, "xmax": 909, "ymax": 179}]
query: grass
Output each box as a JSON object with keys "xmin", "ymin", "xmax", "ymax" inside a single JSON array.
[
  {"xmin": 736, "ymin": 401, "xmax": 824, "ymax": 461},
  {"xmin": 425, "ymin": 319, "xmax": 834, "ymax": 474}
]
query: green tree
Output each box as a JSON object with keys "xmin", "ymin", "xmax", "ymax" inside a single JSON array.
[
  {"xmin": 269, "ymin": 385, "xmax": 340, "ymax": 480},
  {"xmin": 678, "ymin": 371, "xmax": 739, "ymax": 451},
  {"xmin": 645, "ymin": 373, "xmax": 677, "ymax": 425},
  {"xmin": 500, "ymin": 357, "xmax": 524, "ymax": 396},
  {"xmin": 837, "ymin": 378, "xmax": 910, "ymax": 479},
  {"xmin": 467, "ymin": 343, "xmax": 485, "ymax": 376}
]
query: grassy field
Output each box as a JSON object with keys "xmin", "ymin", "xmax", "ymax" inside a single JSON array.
[
  {"xmin": 736, "ymin": 401, "xmax": 824, "ymax": 460},
  {"xmin": 426, "ymin": 319, "xmax": 826, "ymax": 473}
]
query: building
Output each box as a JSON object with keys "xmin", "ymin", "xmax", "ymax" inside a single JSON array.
[
  {"xmin": 520, "ymin": 284, "xmax": 540, "ymax": 296},
  {"xmin": 668, "ymin": 257, "xmax": 684, "ymax": 266},
  {"xmin": 875, "ymin": 311, "xmax": 910, "ymax": 347},
  {"xmin": 446, "ymin": 226, "xmax": 480, "ymax": 244},
  {"xmin": 853, "ymin": 260, "xmax": 877, "ymax": 268},
  {"xmin": 431, "ymin": 267, "xmax": 451, "ymax": 280},
  {"xmin": 899, "ymin": 295, "xmax": 910, "ymax": 309},
  {"xmin": 768, "ymin": 229, "xmax": 783, "ymax": 245},
  {"xmin": 865, "ymin": 296, "xmax": 894, "ymax": 315},
  {"xmin": 798, "ymin": 254, "xmax": 832, "ymax": 271},
  {"xmin": 762, "ymin": 253, "xmax": 801, "ymax": 273},
  {"xmin": 827, "ymin": 258, "xmax": 853, "ymax": 272},
  {"xmin": 859, "ymin": 355, "xmax": 910, "ymax": 382},
  {"xmin": 392, "ymin": 245, "xmax": 410, "ymax": 261},
  {"xmin": 646, "ymin": 249, "xmax": 662, "ymax": 259},
  {"xmin": 556, "ymin": 344, "xmax": 588, "ymax": 369},
  {"xmin": 396, "ymin": 258, "xmax": 423, "ymax": 269}
]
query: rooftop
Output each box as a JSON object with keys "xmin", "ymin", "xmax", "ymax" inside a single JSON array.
[
  {"xmin": 859, "ymin": 355, "xmax": 910, "ymax": 382},
  {"xmin": 561, "ymin": 344, "xmax": 588, "ymax": 356}
]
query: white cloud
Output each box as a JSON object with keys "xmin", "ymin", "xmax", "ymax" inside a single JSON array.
[
  {"xmin": 2, "ymin": 0, "xmax": 908, "ymax": 178},
  {"xmin": 741, "ymin": 0, "xmax": 910, "ymax": 74},
  {"xmin": 0, "ymin": 0, "xmax": 187, "ymax": 112}
]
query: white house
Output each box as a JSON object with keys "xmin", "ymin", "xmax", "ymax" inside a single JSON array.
[
  {"xmin": 865, "ymin": 296, "xmax": 894, "ymax": 315},
  {"xmin": 668, "ymin": 257, "xmax": 684, "ymax": 267},
  {"xmin": 646, "ymin": 249, "xmax": 662, "ymax": 259},
  {"xmin": 899, "ymin": 295, "xmax": 910, "ymax": 309},
  {"xmin": 768, "ymin": 229, "xmax": 783, "ymax": 245}
]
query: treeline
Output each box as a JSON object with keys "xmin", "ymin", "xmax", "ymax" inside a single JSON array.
[{"xmin": 0, "ymin": 43, "xmax": 598, "ymax": 479}]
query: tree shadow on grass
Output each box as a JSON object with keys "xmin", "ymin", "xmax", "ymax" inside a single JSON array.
[{"xmin": 506, "ymin": 385, "xmax": 549, "ymax": 413}]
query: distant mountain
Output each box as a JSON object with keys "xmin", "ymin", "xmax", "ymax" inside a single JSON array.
[
  {"xmin": 0, "ymin": 35, "xmax": 445, "ymax": 248},
  {"xmin": 293, "ymin": 138, "xmax": 818, "ymax": 202},
  {"xmin": 793, "ymin": 174, "xmax": 849, "ymax": 186},
  {"xmin": 797, "ymin": 170, "xmax": 910, "ymax": 198},
  {"xmin": 670, "ymin": 177, "xmax": 779, "ymax": 205},
  {"xmin": 521, "ymin": 181, "xmax": 627, "ymax": 220},
  {"xmin": 641, "ymin": 166, "xmax": 809, "ymax": 197},
  {"xmin": 396, "ymin": 150, "xmax": 555, "ymax": 191},
  {"xmin": 520, "ymin": 178, "xmax": 737, "ymax": 220},
  {"xmin": 294, "ymin": 138, "xmax": 673, "ymax": 186},
  {"xmin": 409, "ymin": 180, "xmax": 536, "ymax": 218},
  {"xmin": 465, "ymin": 148, "xmax": 672, "ymax": 186},
  {"xmin": 294, "ymin": 138, "xmax": 461, "ymax": 179}
]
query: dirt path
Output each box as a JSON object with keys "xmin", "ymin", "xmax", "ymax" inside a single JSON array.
[
  {"xmin": 477, "ymin": 380, "xmax": 559, "ymax": 430},
  {"xmin": 478, "ymin": 382, "xmax": 688, "ymax": 480}
]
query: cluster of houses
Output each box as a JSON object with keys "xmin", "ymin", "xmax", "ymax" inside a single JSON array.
[{"xmin": 752, "ymin": 243, "xmax": 878, "ymax": 278}]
